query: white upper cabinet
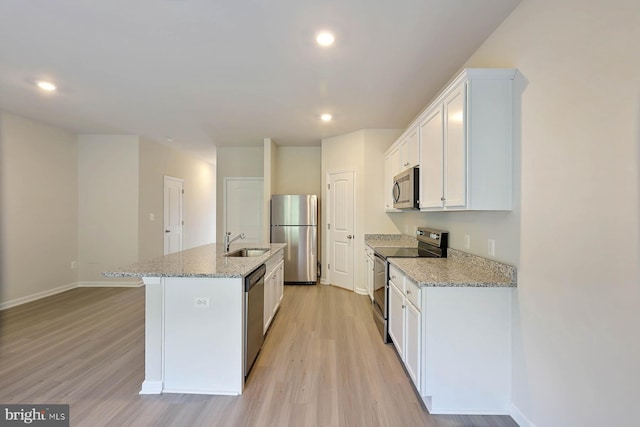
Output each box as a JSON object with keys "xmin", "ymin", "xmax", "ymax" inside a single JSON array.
[
  {"xmin": 399, "ymin": 126, "xmax": 419, "ymax": 170},
  {"xmin": 384, "ymin": 147, "xmax": 401, "ymax": 211},
  {"xmin": 418, "ymin": 106, "xmax": 444, "ymax": 208},
  {"xmin": 419, "ymin": 68, "xmax": 516, "ymax": 211},
  {"xmin": 384, "ymin": 125, "xmax": 419, "ymax": 212}
]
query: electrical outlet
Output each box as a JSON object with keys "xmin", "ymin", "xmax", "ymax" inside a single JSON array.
[
  {"xmin": 464, "ymin": 234, "xmax": 471, "ymax": 249},
  {"xmin": 488, "ymin": 239, "xmax": 496, "ymax": 256},
  {"xmin": 70, "ymin": 260, "xmax": 77, "ymax": 270},
  {"xmin": 194, "ymin": 297, "xmax": 210, "ymax": 308}
]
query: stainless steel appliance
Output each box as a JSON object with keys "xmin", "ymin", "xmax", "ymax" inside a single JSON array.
[
  {"xmin": 372, "ymin": 227, "xmax": 448, "ymax": 342},
  {"xmin": 392, "ymin": 167, "xmax": 419, "ymax": 210},
  {"xmin": 244, "ymin": 264, "xmax": 266, "ymax": 377},
  {"xmin": 270, "ymin": 194, "xmax": 318, "ymax": 284}
]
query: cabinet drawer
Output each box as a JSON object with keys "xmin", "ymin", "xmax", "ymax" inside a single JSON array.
[
  {"xmin": 365, "ymin": 246, "xmax": 374, "ymax": 258},
  {"xmin": 265, "ymin": 250, "xmax": 283, "ymax": 275},
  {"xmin": 389, "ymin": 265, "xmax": 403, "ymax": 286},
  {"xmin": 405, "ymin": 277, "xmax": 421, "ymax": 310}
]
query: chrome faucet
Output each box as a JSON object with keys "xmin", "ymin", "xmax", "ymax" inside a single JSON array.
[{"xmin": 224, "ymin": 232, "xmax": 245, "ymax": 252}]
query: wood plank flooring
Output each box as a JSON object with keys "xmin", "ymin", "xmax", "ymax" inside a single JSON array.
[{"xmin": 0, "ymin": 285, "xmax": 518, "ymax": 427}]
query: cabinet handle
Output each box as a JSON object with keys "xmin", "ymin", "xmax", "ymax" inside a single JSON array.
[
  {"xmin": 407, "ymin": 290, "xmax": 411, "ymax": 294},
  {"xmin": 440, "ymin": 196, "xmax": 445, "ymax": 201},
  {"xmin": 402, "ymin": 304, "xmax": 406, "ymax": 309}
]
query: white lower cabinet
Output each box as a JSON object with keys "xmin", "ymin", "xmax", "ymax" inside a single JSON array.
[
  {"xmin": 388, "ymin": 265, "xmax": 421, "ymax": 392},
  {"xmin": 388, "ymin": 263, "xmax": 513, "ymax": 415},
  {"xmin": 364, "ymin": 247, "xmax": 374, "ymax": 301},
  {"xmin": 404, "ymin": 295, "xmax": 421, "ymax": 387},
  {"xmin": 264, "ymin": 252, "xmax": 284, "ymax": 334}
]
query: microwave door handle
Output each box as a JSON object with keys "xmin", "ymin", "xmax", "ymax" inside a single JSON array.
[{"xmin": 392, "ymin": 181, "xmax": 400, "ymax": 203}]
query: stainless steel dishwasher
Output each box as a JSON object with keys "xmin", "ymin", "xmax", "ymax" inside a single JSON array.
[{"xmin": 244, "ymin": 264, "xmax": 266, "ymax": 378}]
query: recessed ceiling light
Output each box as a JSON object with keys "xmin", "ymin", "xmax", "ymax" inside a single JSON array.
[
  {"xmin": 320, "ymin": 113, "xmax": 332, "ymax": 122},
  {"xmin": 36, "ymin": 81, "xmax": 57, "ymax": 92},
  {"xmin": 316, "ymin": 32, "xmax": 335, "ymax": 47}
]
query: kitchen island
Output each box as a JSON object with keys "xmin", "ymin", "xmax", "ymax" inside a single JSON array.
[{"xmin": 105, "ymin": 243, "xmax": 286, "ymax": 396}]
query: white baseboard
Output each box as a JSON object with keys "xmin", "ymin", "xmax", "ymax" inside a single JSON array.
[
  {"xmin": 139, "ymin": 380, "xmax": 163, "ymax": 395},
  {"xmin": 0, "ymin": 282, "xmax": 79, "ymax": 310},
  {"xmin": 1, "ymin": 280, "xmax": 144, "ymax": 310},
  {"xmin": 510, "ymin": 403, "xmax": 536, "ymax": 427},
  {"xmin": 78, "ymin": 280, "xmax": 143, "ymax": 288}
]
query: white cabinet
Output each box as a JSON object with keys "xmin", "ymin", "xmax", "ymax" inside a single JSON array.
[
  {"xmin": 399, "ymin": 126, "xmax": 419, "ymax": 170},
  {"xmin": 263, "ymin": 251, "xmax": 284, "ymax": 334},
  {"xmin": 386, "ymin": 263, "xmax": 513, "ymax": 414},
  {"xmin": 384, "ymin": 147, "xmax": 401, "ymax": 211},
  {"xmin": 364, "ymin": 246, "xmax": 374, "ymax": 301},
  {"xmin": 418, "ymin": 107, "xmax": 444, "ymax": 207},
  {"xmin": 420, "ymin": 287, "xmax": 512, "ymax": 414},
  {"xmin": 384, "ymin": 126, "xmax": 419, "ymax": 212},
  {"xmin": 387, "ymin": 265, "xmax": 422, "ymax": 392},
  {"xmin": 419, "ymin": 69, "xmax": 516, "ymax": 211},
  {"xmin": 388, "ymin": 279, "xmax": 404, "ymax": 360}
]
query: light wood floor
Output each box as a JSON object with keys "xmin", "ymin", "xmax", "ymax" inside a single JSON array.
[{"xmin": 0, "ymin": 285, "xmax": 518, "ymax": 427}]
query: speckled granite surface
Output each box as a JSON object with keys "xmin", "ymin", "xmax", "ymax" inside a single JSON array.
[
  {"xmin": 104, "ymin": 243, "xmax": 286, "ymax": 279},
  {"xmin": 364, "ymin": 234, "xmax": 417, "ymax": 248},
  {"xmin": 389, "ymin": 249, "xmax": 516, "ymax": 288}
]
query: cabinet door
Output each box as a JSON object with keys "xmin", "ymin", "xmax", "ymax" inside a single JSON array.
[
  {"xmin": 444, "ymin": 83, "xmax": 466, "ymax": 208},
  {"xmin": 263, "ymin": 271, "xmax": 274, "ymax": 333},
  {"xmin": 384, "ymin": 148, "xmax": 401, "ymax": 210},
  {"xmin": 419, "ymin": 107, "xmax": 444, "ymax": 208},
  {"xmin": 277, "ymin": 261, "xmax": 284, "ymax": 306},
  {"xmin": 388, "ymin": 281, "xmax": 405, "ymax": 358},
  {"xmin": 405, "ymin": 301, "xmax": 421, "ymax": 391},
  {"xmin": 401, "ymin": 127, "xmax": 419, "ymax": 169}
]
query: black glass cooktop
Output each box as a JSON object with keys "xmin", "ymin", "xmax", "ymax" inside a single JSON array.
[{"xmin": 374, "ymin": 246, "xmax": 437, "ymax": 259}]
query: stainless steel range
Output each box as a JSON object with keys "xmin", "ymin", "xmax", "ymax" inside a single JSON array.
[{"xmin": 372, "ymin": 227, "xmax": 448, "ymax": 343}]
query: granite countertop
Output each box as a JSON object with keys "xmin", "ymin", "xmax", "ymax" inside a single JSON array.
[
  {"xmin": 104, "ymin": 243, "xmax": 287, "ymax": 279},
  {"xmin": 364, "ymin": 234, "xmax": 418, "ymax": 248},
  {"xmin": 389, "ymin": 248, "xmax": 517, "ymax": 288}
]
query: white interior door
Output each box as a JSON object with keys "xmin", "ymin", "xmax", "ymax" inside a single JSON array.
[
  {"xmin": 328, "ymin": 171, "xmax": 355, "ymax": 291},
  {"xmin": 164, "ymin": 176, "xmax": 184, "ymax": 255},
  {"xmin": 224, "ymin": 178, "xmax": 264, "ymax": 244}
]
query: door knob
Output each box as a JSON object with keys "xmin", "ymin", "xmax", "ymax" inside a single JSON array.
[{"xmin": 347, "ymin": 234, "xmax": 353, "ymax": 239}]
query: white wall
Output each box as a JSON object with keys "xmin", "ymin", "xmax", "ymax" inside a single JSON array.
[
  {"xmin": 273, "ymin": 146, "xmax": 322, "ymax": 196},
  {"xmin": 474, "ymin": 2, "xmax": 639, "ymax": 426},
  {"xmin": 216, "ymin": 146, "xmax": 264, "ymax": 242},
  {"xmin": 77, "ymin": 135, "xmax": 139, "ymax": 284},
  {"xmin": 138, "ymin": 138, "xmax": 216, "ymax": 261},
  {"xmin": 362, "ymin": 129, "xmax": 404, "ymax": 233},
  {"xmin": 396, "ymin": 1, "xmax": 640, "ymax": 425},
  {"xmin": 0, "ymin": 112, "xmax": 78, "ymax": 306}
]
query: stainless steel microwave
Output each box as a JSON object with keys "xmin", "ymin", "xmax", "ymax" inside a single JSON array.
[{"xmin": 392, "ymin": 167, "xmax": 419, "ymax": 209}]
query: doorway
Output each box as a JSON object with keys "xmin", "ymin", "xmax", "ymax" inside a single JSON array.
[
  {"xmin": 164, "ymin": 176, "xmax": 184, "ymax": 255},
  {"xmin": 327, "ymin": 170, "xmax": 355, "ymax": 291}
]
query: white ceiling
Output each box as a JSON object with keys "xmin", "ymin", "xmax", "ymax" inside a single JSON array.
[{"xmin": 0, "ymin": 0, "xmax": 520, "ymax": 162}]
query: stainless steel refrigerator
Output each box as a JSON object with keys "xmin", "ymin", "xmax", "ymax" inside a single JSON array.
[{"xmin": 270, "ymin": 194, "xmax": 318, "ymax": 284}]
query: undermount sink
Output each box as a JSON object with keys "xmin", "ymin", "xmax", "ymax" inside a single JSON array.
[{"xmin": 225, "ymin": 248, "xmax": 269, "ymax": 257}]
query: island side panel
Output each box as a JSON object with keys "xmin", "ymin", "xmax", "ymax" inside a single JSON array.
[
  {"xmin": 140, "ymin": 277, "xmax": 163, "ymax": 394},
  {"xmin": 162, "ymin": 277, "xmax": 244, "ymax": 395}
]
